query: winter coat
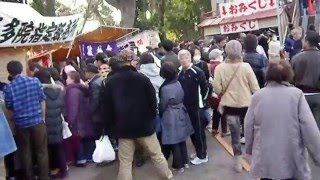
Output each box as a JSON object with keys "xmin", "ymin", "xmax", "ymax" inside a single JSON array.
[
  {"xmin": 43, "ymin": 84, "xmax": 64, "ymax": 144},
  {"xmin": 65, "ymin": 83, "xmax": 94, "ymax": 138},
  {"xmin": 139, "ymin": 63, "xmax": 164, "ymax": 104},
  {"xmin": 88, "ymin": 74, "xmax": 103, "ymax": 134},
  {"xmin": 284, "ymin": 36, "xmax": 302, "ymax": 60},
  {"xmin": 159, "ymin": 79, "xmax": 194, "ymax": 145},
  {"xmin": 245, "ymin": 82, "xmax": 320, "ymax": 180},
  {"xmin": 100, "ymin": 65, "xmax": 157, "ymax": 139},
  {"xmin": 212, "ymin": 62, "xmax": 260, "ymax": 109},
  {"xmin": 243, "ymin": 52, "xmax": 268, "ymax": 88},
  {"xmin": 292, "ymin": 49, "xmax": 320, "ymax": 92}
]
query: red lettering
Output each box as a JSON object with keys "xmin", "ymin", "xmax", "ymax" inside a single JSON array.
[
  {"xmin": 248, "ymin": 21, "xmax": 256, "ymax": 29},
  {"xmin": 238, "ymin": 3, "xmax": 248, "ymax": 13},
  {"xmin": 137, "ymin": 39, "xmax": 143, "ymax": 46},
  {"xmin": 229, "ymin": 5, "xmax": 238, "ymax": 14},
  {"xmin": 248, "ymin": 0, "xmax": 257, "ymax": 10},
  {"xmin": 240, "ymin": 21, "xmax": 247, "ymax": 30},
  {"xmin": 231, "ymin": 23, "xmax": 238, "ymax": 32},
  {"xmin": 258, "ymin": 0, "xmax": 267, "ymax": 9},
  {"xmin": 223, "ymin": 24, "xmax": 230, "ymax": 33},
  {"xmin": 221, "ymin": 6, "xmax": 228, "ymax": 16},
  {"xmin": 269, "ymin": 0, "xmax": 275, "ymax": 6}
]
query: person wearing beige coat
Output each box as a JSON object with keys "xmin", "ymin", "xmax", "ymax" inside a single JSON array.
[{"xmin": 212, "ymin": 40, "xmax": 260, "ymax": 173}]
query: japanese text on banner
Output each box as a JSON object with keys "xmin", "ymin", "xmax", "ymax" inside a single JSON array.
[
  {"xmin": 219, "ymin": 0, "xmax": 276, "ymax": 18},
  {"xmin": 0, "ymin": 15, "xmax": 82, "ymax": 47},
  {"xmin": 220, "ymin": 20, "xmax": 259, "ymax": 34}
]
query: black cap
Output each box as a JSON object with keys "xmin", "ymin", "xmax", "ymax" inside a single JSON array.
[{"xmin": 86, "ymin": 64, "xmax": 99, "ymax": 73}]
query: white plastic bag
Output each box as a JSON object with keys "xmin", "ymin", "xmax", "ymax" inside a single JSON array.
[
  {"xmin": 62, "ymin": 120, "xmax": 72, "ymax": 139},
  {"xmin": 61, "ymin": 115, "xmax": 72, "ymax": 139},
  {"xmin": 92, "ymin": 135, "xmax": 116, "ymax": 163}
]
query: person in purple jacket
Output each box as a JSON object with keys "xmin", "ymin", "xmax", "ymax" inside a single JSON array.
[{"xmin": 65, "ymin": 71, "xmax": 95, "ymax": 166}]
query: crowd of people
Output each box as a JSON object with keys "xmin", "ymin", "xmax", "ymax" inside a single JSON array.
[{"xmin": 1, "ymin": 25, "xmax": 320, "ymax": 180}]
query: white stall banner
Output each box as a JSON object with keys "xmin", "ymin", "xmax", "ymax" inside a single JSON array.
[
  {"xmin": 220, "ymin": 20, "xmax": 259, "ymax": 34},
  {"xmin": 118, "ymin": 31, "xmax": 161, "ymax": 52},
  {"xmin": 0, "ymin": 4, "xmax": 83, "ymax": 47},
  {"xmin": 219, "ymin": 0, "xmax": 276, "ymax": 18}
]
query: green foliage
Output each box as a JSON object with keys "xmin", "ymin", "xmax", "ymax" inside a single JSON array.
[
  {"xmin": 135, "ymin": 0, "xmax": 211, "ymax": 41},
  {"xmin": 30, "ymin": 0, "xmax": 46, "ymax": 15},
  {"xmin": 30, "ymin": 0, "xmax": 115, "ymax": 26}
]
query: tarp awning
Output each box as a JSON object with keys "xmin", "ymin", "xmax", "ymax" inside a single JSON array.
[{"xmin": 75, "ymin": 26, "xmax": 139, "ymax": 43}]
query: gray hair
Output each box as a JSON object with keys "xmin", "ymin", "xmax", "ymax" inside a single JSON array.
[
  {"xmin": 225, "ymin": 40, "xmax": 242, "ymax": 61},
  {"xmin": 178, "ymin": 49, "xmax": 191, "ymax": 60}
]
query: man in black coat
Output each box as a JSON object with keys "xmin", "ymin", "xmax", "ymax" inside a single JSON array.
[{"xmin": 99, "ymin": 50, "xmax": 172, "ymax": 180}]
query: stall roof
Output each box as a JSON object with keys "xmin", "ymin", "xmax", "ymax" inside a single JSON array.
[
  {"xmin": 29, "ymin": 26, "xmax": 139, "ymax": 62},
  {"xmin": 199, "ymin": 9, "xmax": 278, "ymax": 27},
  {"xmin": 75, "ymin": 26, "xmax": 139, "ymax": 43}
]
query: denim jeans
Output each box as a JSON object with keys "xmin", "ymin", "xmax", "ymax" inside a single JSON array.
[{"xmin": 77, "ymin": 137, "xmax": 95, "ymax": 164}]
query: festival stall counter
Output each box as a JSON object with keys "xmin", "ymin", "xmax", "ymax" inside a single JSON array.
[{"xmin": 0, "ymin": 2, "xmax": 83, "ymax": 81}]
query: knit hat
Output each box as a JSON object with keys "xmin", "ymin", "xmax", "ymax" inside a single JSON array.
[
  {"xmin": 86, "ymin": 64, "xmax": 99, "ymax": 73},
  {"xmin": 209, "ymin": 49, "xmax": 223, "ymax": 60}
]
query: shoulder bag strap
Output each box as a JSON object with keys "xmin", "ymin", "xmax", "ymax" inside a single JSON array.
[{"xmin": 221, "ymin": 63, "xmax": 242, "ymax": 95}]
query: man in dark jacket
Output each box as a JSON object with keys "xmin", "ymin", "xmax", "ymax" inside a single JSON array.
[
  {"xmin": 100, "ymin": 50, "xmax": 173, "ymax": 180},
  {"xmin": 177, "ymin": 49, "xmax": 209, "ymax": 165},
  {"xmin": 161, "ymin": 40, "xmax": 180, "ymax": 69},
  {"xmin": 292, "ymin": 31, "xmax": 320, "ymax": 129},
  {"xmin": 284, "ymin": 28, "xmax": 302, "ymax": 61},
  {"xmin": 85, "ymin": 64, "xmax": 103, "ymax": 136},
  {"xmin": 243, "ymin": 34, "xmax": 268, "ymax": 88}
]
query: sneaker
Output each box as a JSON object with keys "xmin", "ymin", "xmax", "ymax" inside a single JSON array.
[
  {"xmin": 190, "ymin": 153, "xmax": 209, "ymax": 160},
  {"xmin": 190, "ymin": 157, "xmax": 208, "ymax": 165},
  {"xmin": 221, "ymin": 131, "xmax": 231, "ymax": 137},
  {"xmin": 190, "ymin": 153, "xmax": 197, "ymax": 159},
  {"xmin": 172, "ymin": 168, "xmax": 185, "ymax": 173},
  {"xmin": 240, "ymin": 137, "xmax": 246, "ymax": 144},
  {"xmin": 184, "ymin": 164, "xmax": 190, "ymax": 169}
]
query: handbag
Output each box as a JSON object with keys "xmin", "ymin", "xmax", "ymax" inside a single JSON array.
[{"xmin": 61, "ymin": 114, "xmax": 72, "ymax": 139}]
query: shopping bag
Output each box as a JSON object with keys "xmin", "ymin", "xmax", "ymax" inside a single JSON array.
[
  {"xmin": 62, "ymin": 115, "xmax": 72, "ymax": 139},
  {"xmin": 92, "ymin": 135, "xmax": 116, "ymax": 163}
]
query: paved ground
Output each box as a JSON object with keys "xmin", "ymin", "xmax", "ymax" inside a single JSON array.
[
  {"xmin": 1, "ymin": 132, "xmax": 320, "ymax": 180},
  {"xmin": 64, "ymin": 133, "xmax": 251, "ymax": 180}
]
